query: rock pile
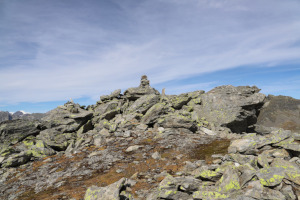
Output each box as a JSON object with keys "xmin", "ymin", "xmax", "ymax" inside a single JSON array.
[{"xmin": 0, "ymin": 75, "xmax": 299, "ymax": 200}]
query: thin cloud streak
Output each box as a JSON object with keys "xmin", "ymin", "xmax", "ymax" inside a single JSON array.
[{"xmin": 0, "ymin": 0, "xmax": 300, "ymax": 107}]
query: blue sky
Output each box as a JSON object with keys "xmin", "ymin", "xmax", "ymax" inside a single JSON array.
[{"xmin": 1, "ymin": 0, "xmax": 300, "ymax": 113}]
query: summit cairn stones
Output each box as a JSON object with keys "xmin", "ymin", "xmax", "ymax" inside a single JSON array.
[{"xmin": 124, "ymin": 75, "xmax": 160, "ymax": 100}]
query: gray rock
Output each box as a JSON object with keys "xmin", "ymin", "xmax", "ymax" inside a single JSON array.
[
  {"xmin": 100, "ymin": 89, "xmax": 121, "ymax": 102},
  {"xmin": 217, "ymin": 166, "xmax": 241, "ymax": 193},
  {"xmin": 169, "ymin": 93, "xmax": 192, "ymax": 109},
  {"xmin": 42, "ymin": 102, "xmax": 92, "ymax": 133},
  {"xmin": 151, "ymin": 151, "xmax": 161, "ymax": 160},
  {"xmin": 244, "ymin": 180, "xmax": 286, "ymax": 200},
  {"xmin": 157, "ymin": 111, "xmax": 197, "ymax": 132},
  {"xmin": 256, "ymin": 95, "xmax": 300, "ymax": 132},
  {"xmin": 124, "ymin": 75, "xmax": 160, "ymax": 100},
  {"xmin": 0, "ymin": 119, "xmax": 43, "ymax": 146},
  {"xmin": 126, "ymin": 94, "xmax": 160, "ymax": 114},
  {"xmin": 37, "ymin": 129, "xmax": 75, "ymax": 151},
  {"xmin": 1, "ymin": 151, "xmax": 32, "ymax": 168},
  {"xmin": 228, "ymin": 139, "xmax": 257, "ymax": 154},
  {"xmin": 125, "ymin": 145, "xmax": 143, "ymax": 152},
  {"xmin": 141, "ymin": 102, "xmax": 172, "ymax": 125},
  {"xmin": 280, "ymin": 184, "xmax": 297, "ymax": 200},
  {"xmin": 93, "ymin": 100, "xmax": 120, "ymax": 121},
  {"xmin": 84, "ymin": 178, "xmax": 127, "ymax": 200},
  {"xmin": 193, "ymin": 85, "xmax": 265, "ymax": 133}
]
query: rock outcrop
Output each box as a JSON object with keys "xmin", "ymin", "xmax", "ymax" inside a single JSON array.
[
  {"xmin": 0, "ymin": 76, "xmax": 299, "ymax": 200},
  {"xmin": 256, "ymin": 95, "xmax": 300, "ymax": 132}
]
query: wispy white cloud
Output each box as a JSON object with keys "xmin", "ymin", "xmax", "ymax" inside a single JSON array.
[{"xmin": 0, "ymin": 0, "xmax": 300, "ymax": 108}]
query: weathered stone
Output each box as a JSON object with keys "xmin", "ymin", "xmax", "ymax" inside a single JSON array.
[
  {"xmin": 229, "ymin": 154, "xmax": 257, "ymax": 168},
  {"xmin": 126, "ymin": 94, "xmax": 160, "ymax": 114},
  {"xmin": 280, "ymin": 184, "xmax": 297, "ymax": 200},
  {"xmin": 236, "ymin": 164, "xmax": 256, "ymax": 187},
  {"xmin": 256, "ymin": 95, "xmax": 300, "ymax": 132},
  {"xmin": 192, "ymin": 85, "xmax": 265, "ymax": 133},
  {"xmin": 193, "ymin": 168, "xmax": 222, "ymax": 182},
  {"xmin": 84, "ymin": 178, "xmax": 126, "ymax": 200},
  {"xmin": 0, "ymin": 119, "xmax": 43, "ymax": 146},
  {"xmin": 42, "ymin": 102, "xmax": 92, "ymax": 133},
  {"xmin": 1, "ymin": 151, "xmax": 32, "ymax": 168},
  {"xmin": 228, "ymin": 139, "xmax": 256, "ymax": 154},
  {"xmin": 244, "ymin": 180, "xmax": 286, "ymax": 200},
  {"xmin": 93, "ymin": 100, "xmax": 120, "ymax": 121},
  {"xmin": 199, "ymin": 127, "xmax": 217, "ymax": 136},
  {"xmin": 125, "ymin": 145, "xmax": 143, "ymax": 152},
  {"xmin": 192, "ymin": 190, "xmax": 229, "ymax": 199},
  {"xmin": 169, "ymin": 93, "xmax": 192, "ymax": 109},
  {"xmin": 100, "ymin": 89, "xmax": 121, "ymax": 102},
  {"xmin": 271, "ymin": 158, "xmax": 300, "ymax": 185},
  {"xmin": 124, "ymin": 75, "xmax": 160, "ymax": 100},
  {"xmin": 37, "ymin": 129, "xmax": 75, "ymax": 151},
  {"xmin": 273, "ymin": 137, "xmax": 300, "ymax": 153},
  {"xmin": 157, "ymin": 111, "xmax": 197, "ymax": 132},
  {"xmin": 217, "ymin": 167, "xmax": 241, "ymax": 193},
  {"xmin": 255, "ymin": 129, "xmax": 292, "ymax": 148},
  {"xmin": 256, "ymin": 167, "xmax": 286, "ymax": 187},
  {"xmin": 158, "ymin": 189, "xmax": 191, "ymax": 199},
  {"xmin": 141, "ymin": 102, "xmax": 172, "ymax": 125}
]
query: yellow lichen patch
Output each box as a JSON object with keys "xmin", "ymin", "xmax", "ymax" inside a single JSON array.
[
  {"xmin": 200, "ymin": 170, "xmax": 219, "ymax": 178},
  {"xmin": 223, "ymin": 180, "xmax": 240, "ymax": 192},
  {"xmin": 193, "ymin": 191, "xmax": 228, "ymax": 199}
]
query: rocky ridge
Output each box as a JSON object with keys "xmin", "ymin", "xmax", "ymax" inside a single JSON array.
[
  {"xmin": 0, "ymin": 75, "xmax": 299, "ymax": 200},
  {"xmin": 0, "ymin": 111, "xmax": 46, "ymax": 123}
]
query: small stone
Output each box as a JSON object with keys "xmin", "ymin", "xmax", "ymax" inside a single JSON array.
[
  {"xmin": 158, "ymin": 127, "xmax": 165, "ymax": 133},
  {"xmin": 212, "ymin": 159, "xmax": 222, "ymax": 164},
  {"xmin": 99, "ymin": 128, "xmax": 110, "ymax": 137},
  {"xmin": 116, "ymin": 169, "xmax": 123, "ymax": 173},
  {"xmin": 125, "ymin": 145, "xmax": 143, "ymax": 152},
  {"xmin": 151, "ymin": 151, "xmax": 161, "ymax": 160}
]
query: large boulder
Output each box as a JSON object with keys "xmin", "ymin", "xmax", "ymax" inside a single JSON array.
[
  {"xmin": 124, "ymin": 75, "xmax": 160, "ymax": 100},
  {"xmin": 100, "ymin": 89, "xmax": 121, "ymax": 102},
  {"xmin": 125, "ymin": 94, "xmax": 160, "ymax": 114},
  {"xmin": 84, "ymin": 178, "xmax": 127, "ymax": 200},
  {"xmin": 42, "ymin": 101, "xmax": 93, "ymax": 133},
  {"xmin": 0, "ymin": 119, "xmax": 43, "ymax": 147},
  {"xmin": 256, "ymin": 95, "xmax": 300, "ymax": 132},
  {"xmin": 193, "ymin": 85, "xmax": 265, "ymax": 133}
]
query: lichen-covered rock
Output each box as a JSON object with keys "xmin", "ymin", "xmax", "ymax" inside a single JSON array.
[
  {"xmin": 1, "ymin": 151, "xmax": 32, "ymax": 168},
  {"xmin": 256, "ymin": 95, "xmax": 300, "ymax": 132},
  {"xmin": 228, "ymin": 139, "xmax": 257, "ymax": 154},
  {"xmin": 0, "ymin": 119, "xmax": 43, "ymax": 146},
  {"xmin": 193, "ymin": 85, "xmax": 265, "ymax": 133},
  {"xmin": 169, "ymin": 93, "xmax": 192, "ymax": 109},
  {"xmin": 244, "ymin": 180, "xmax": 286, "ymax": 200},
  {"xmin": 192, "ymin": 190, "xmax": 229, "ymax": 199},
  {"xmin": 93, "ymin": 100, "xmax": 121, "ymax": 121},
  {"xmin": 100, "ymin": 89, "xmax": 121, "ymax": 102},
  {"xmin": 84, "ymin": 178, "xmax": 127, "ymax": 200},
  {"xmin": 42, "ymin": 102, "xmax": 93, "ymax": 133},
  {"xmin": 217, "ymin": 166, "xmax": 241, "ymax": 193},
  {"xmin": 126, "ymin": 94, "xmax": 160, "ymax": 114},
  {"xmin": 141, "ymin": 102, "xmax": 172, "ymax": 125},
  {"xmin": 193, "ymin": 169, "xmax": 222, "ymax": 182},
  {"xmin": 37, "ymin": 129, "xmax": 75, "ymax": 151},
  {"xmin": 156, "ymin": 111, "xmax": 197, "ymax": 132},
  {"xmin": 270, "ymin": 158, "xmax": 300, "ymax": 185}
]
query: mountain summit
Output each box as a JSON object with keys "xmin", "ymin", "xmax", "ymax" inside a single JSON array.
[{"xmin": 0, "ymin": 76, "xmax": 299, "ymax": 199}]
